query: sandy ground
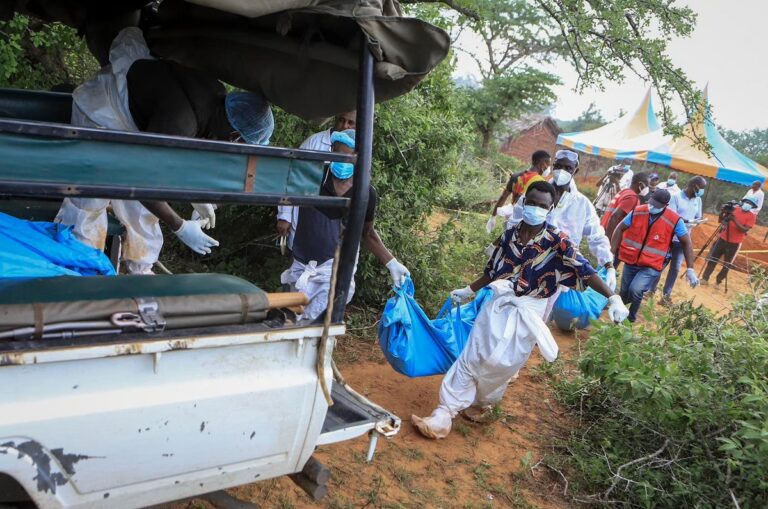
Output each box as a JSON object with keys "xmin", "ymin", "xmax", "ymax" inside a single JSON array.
[{"xmin": 170, "ymin": 213, "xmax": 765, "ymax": 509}]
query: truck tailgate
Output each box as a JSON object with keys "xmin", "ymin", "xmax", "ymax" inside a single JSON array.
[{"xmin": 317, "ymin": 382, "xmax": 400, "ymax": 446}]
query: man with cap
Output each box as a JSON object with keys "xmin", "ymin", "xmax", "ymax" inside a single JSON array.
[
  {"xmin": 601, "ymin": 172, "xmax": 651, "ymax": 241},
  {"xmin": 743, "ymin": 181, "xmax": 764, "ymax": 216},
  {"xmin": 276, "ymin": 111, "xmax": 357, "ymax": 247},
  {"xmin": 280, "ymin": 130, "xmax": 410, "ymax": 321},
  {"xmin": 657, "ymin": 172, "xmax": 682, "ymax": 196},
  {"xmin": 642, "ymin": 173, "xmax": 660, "ymax": 204},
  {"xmin": 504, "ymin": 149, "xmax": 617, "ymax": 321},
  {"xmin": 659, "ymin": 176, "xmax": 707, "ymax": 304},
  {"xmin": 617, "ymin": 159, "xmax": 634, "ymax": 190},
  {"xmin": 55, "ymin": 27, "xmax": 273, "ymax": 274},
  {"xmin": 701, "ymin": 196, "xmax": 758, "ymax": 287},
  {"xmin": 611, "ymin": 189, "xmax": 698, "ymax": 322}
]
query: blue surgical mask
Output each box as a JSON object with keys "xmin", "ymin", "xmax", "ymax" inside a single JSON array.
[
  {"xmin": 623, "ymin": 165, "xmax": 631, "ymax": 171},
  {"xmin": 522, "ymin": 205, "xmax": 549, "ymax": 226},
  {"xmin": 330, "ymin": 161, "xmax": 354, "ymax": 180},
  {"xmin": 667, "ymin": 179, "xmax": 676, "ymax": 186},
  {"xmin": 649, "ymin": 205, "xmax": 665, "ymax": 215},
  {"xmin": 696, "ymin": 188, "xmax": 705, "ymax": 197},
  {"xmin": 741, "ymin": 203, "xmax": 753, "ymax": 212}
]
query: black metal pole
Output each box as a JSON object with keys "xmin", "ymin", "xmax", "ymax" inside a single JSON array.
[{"xmin": 331, "ymin": 35, "xmax": 374, "ymax": 323}]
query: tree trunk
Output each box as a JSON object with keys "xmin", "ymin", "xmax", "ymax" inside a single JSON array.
[{"xmin": 481, "ymin": 129, "xmax": 493, "ymax": 152}]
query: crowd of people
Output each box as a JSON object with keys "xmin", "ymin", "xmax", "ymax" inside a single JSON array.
[{"xmin": 52, "ymin": 27, "xmax": 764, "ymax": 442}]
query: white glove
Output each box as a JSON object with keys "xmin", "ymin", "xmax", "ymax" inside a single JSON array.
[
  {"xmin": 451, "ymin": 286, "xmax": 475, "ymax": 304},
  {"xmin": 486, "ymin": 215, "xmax": 497, "ymax": 234},
  {"xmin": 685, "ymin": 268, "xmax": 699, "ymax": 288},
  {"xmin": 191, "ymin": 203, "xmax": 217, "ymax": 229},
  {"xmin": 386, "ymin": 258, "xmax": 410, "ymax": 288},
  {"xmin": 605, "ymin": 267, "xmax": 617, "ymax": 291},
  {"xmin": 607, "ymin": 295, "xmax": 629, "ymax": 323},
  {"xmin": 174, "ymin": 219, "xmax": 220, "ymax": 255}
]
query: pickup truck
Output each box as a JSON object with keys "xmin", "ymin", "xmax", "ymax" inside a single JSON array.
[{"xmin": 0, "ymin": 1, "xmax": 449, "ymax": 507}]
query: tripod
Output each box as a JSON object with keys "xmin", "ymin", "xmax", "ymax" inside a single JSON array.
[{"xmin": 696, "ymin": 218, "xmax": 734, "ymax": 293}]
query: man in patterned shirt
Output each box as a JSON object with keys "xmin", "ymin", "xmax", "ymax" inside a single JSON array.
[{"xmin": 412, "ymin": 181, "xmax": 629, "ymax": 439}]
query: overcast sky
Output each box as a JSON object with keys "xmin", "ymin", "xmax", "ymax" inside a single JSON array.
[{"xmin": 454, "ymin": 0, "xmax": 767, "ymax": 131}]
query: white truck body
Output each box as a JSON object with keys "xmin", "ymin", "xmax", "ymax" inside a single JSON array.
[{"xmin": 0, "ymin": 324, "xmax": 395, "ymax": 508}]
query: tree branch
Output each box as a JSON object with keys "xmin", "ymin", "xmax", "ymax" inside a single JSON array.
[{"xmin": 399, "ymin": 0, "xmax": 480, "ymax": 21}]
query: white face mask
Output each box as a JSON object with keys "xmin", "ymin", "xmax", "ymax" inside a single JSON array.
[
  {"xmin": 552, "ymin": 169, "xmax": 573, "ymax": 187},
  {"xmin": 639, "ymin": 186, "xmax": 650, "ymax": 197},
  {"xmin": 542, "ymin": 167, "xmax": 552, "ymax": 177},
  {"xmin": 522, "ymin": 204, "xmax": 550, "ymax": 226}
]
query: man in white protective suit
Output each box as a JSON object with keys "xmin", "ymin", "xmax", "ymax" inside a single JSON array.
[
  {"xmin": 276, "ymin": 111, "xmax": 357, "ymax": 249},
  {"xmin": 56, "ymin": 27, "xmax": 273, "ymax": 274},
  {"xmin": 279, "ymin": 130, "xmax": 410, "ymax": 321},
  {"xmin": 505, "ymin": 149, "xmax": 618, "ymax": 320},
  {"xmin": 412, "ymin": 181, "xmax": 629, "ymax": 439}
]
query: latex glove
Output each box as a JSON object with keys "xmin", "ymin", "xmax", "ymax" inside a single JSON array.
[
  {"xmin": 485, "ymin": 243, "xmax": 497, "ymax": 257},
  {"xmin": 486, "ymin": 215, "xmax": 497, "ymax": 234},
  {"xmin": 191, "ymin": 203, "xmax": 217, "ymax": 229},
  {"xmin": 605, "ymin": 267, "xmax": 617, "ymax": 291},
  {"xmin": 451, "ymin": 286, "xmax": 475, "ymax": 304},
  {"xmin": 386, "ymin": 258, "xmax": 410, "ymax": 288},
  {"xmin": 174, "ymin": 219, "xmax": 219, "ymax": 255},
  {"xmin": 685, "ymin": 268, "xmax": 699, "ymax": 288},
  {"xmin": 607, "ymin": 295, "xmax": 629, "ymax": 323}
]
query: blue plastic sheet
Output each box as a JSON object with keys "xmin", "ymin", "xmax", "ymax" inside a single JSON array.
[
  {"xmin": 0, "ymin": 212, "xmax": 116, "ymax": 278},
  {"xmin": 550, "ymin": 268, "xmax": 609, "ymax": 331},
  {"xmin": 378, "ymin": 278, "xmax": 493, "ymax": 378}
]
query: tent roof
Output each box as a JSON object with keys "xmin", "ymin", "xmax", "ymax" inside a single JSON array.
[
  {"xmin": 558, "ymin": 87, "xmax": 768, "ymax": 189},
  {"xmin": 556, "ymin": 88, "xmax": 660, "ymax": 159}
]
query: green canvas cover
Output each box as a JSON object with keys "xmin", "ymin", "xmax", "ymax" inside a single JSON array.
[
  {"xmin": 0, "ymin": 274, "xmax": 270, "ymax": 333},
  {"xmin": 2, "ymin": 0, "xmax": 450, "ymax": 121},
  {"xmin": 0, "ymin": 131, "xmax": 324, "ymax": 196}
]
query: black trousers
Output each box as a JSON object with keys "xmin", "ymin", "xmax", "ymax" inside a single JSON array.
[{"xmin": 702, "ymin": 238, "xmax": 740, "ymax": 283}]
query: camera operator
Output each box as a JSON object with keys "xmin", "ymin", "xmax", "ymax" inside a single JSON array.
[{"xmin": 701, "ymin": 197, "xmax": 758, "ymax": 287}]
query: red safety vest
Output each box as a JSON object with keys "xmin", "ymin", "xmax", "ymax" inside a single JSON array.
[
  {"xmin": 600, "ymin": 188, "xmax": 638, "ymax": 230},
  {"xmin": 619, "ymin": 205, "xmax": 680, "ymax": 271}
]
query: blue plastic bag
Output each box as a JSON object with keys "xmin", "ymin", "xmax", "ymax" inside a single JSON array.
[
  {"xmin": 0, "ymin": 212, "xmax": 116, "ymax": 278},
  {"xmin": 378, "ymin": 278, "xmax": 493, "ymax": 377},
  {"xmin": 550, "ymin": 268, "xmax": 608, "ymax": 331}
]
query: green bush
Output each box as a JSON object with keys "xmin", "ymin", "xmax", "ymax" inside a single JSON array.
[{"xmin": 553, "ymin": 273, "xmax": 768, "ymax": 508}]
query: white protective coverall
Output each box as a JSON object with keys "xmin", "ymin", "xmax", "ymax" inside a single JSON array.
[
  {"xmin": 55, "ymin": 28, "xmax": 162, "ymax": 275},
  {"xmin": 412, "ymin": 280, "xmax": 558, "ymax": 439},
  {"xmin": 506, "ymin": 180, "xmax": 613, "ymax": 320},
  {"xmin": 276, "ymin": 128, "xmax": 333, "ymax": 249},
  {"xmin": 280, "ymin": 255, "xmax": 357, "ymax": 321}
]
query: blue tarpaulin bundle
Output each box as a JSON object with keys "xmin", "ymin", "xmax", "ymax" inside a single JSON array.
[
  {"xmin": 0, "ymin": 212, "xmax": 116, "ymax": 277},
  {"xmin": 378, "ymin": 278, "xmax": 493, "ymax": 378},
  {"xmin": 550, "ymin": 268, "xmax": 609, "ymax": 331}
]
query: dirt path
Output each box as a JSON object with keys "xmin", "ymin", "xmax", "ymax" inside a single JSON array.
[{"xmin": 174, "ymin": 216, "xmax": 762, "ymax": 509}]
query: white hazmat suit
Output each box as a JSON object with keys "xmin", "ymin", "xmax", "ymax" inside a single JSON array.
[
  {"xmin": 55, "ymin": 28, "xmax": 162, "ymax": 275},
  {"xmin": 412, "ymin": 280, "xmax": 558, "ymax": 439}
]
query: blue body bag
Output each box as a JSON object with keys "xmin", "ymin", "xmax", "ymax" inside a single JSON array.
[
  {"xmin": 0, "ymin": 212, "xmax": 116, "ymax": 278},
  {"xmin": 550, "ymin": 268, "xmax": 608, "ymax": 331},
  {"xmin": 378, "ymin": 278, "xmax": 493, "ymax": 378}
]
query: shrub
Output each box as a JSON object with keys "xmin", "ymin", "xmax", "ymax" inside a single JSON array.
[{"xmin": 553, "ymin": 272, "xmax": 768, "ymax": 508}]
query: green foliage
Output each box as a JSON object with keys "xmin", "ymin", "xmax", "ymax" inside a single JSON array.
[
  {"xmin": 552, "ymin": 276, "xmax": 768, "ymax": 508},
  {"xmin": 0, "ymin": 14, "xmax": 98, "ymax": 90},
  {"xmin": 558, "ymin": 103, "xmax": 606, "ymax": 133},
  {"xmin": 459, "ymin": 69, "xmax": 560, "ymax": 150},
  {"xmin": 722, "ymin": 128, "xmax": 768, "ymax": 167}
]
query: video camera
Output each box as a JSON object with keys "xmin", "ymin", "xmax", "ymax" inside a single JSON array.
[{"xmin": 721, "ymin": 200, "xmax": 740, "ymax": 214}]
